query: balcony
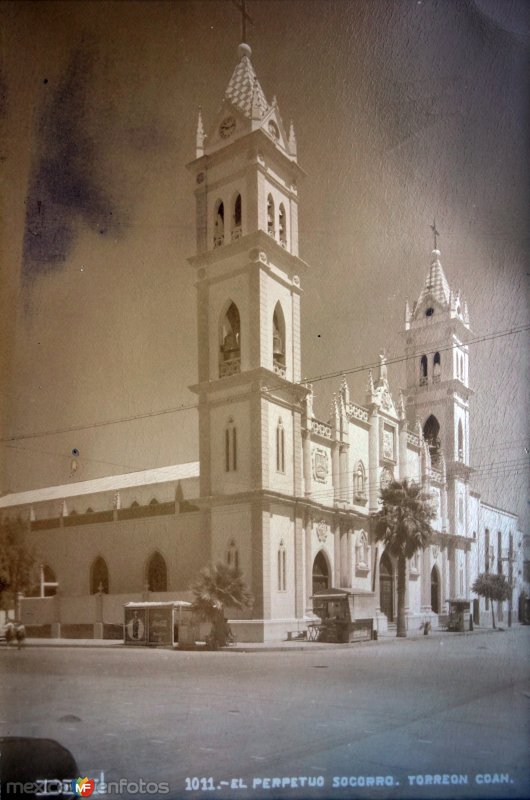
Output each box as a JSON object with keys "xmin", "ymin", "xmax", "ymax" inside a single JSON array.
[
  {"xmin": 219, "ymin": 357, "xmax": 241, "ymax": 378},
  {"xmin": 231, "ymin": 227, "xmax": 242, "ymax": 242},
  {"xmin": 214, "ymin": 234, "xmax": 224, "ymax": 248},
  {"xmin": 419, "ymin": 376, "xmax": 428, "ymax": 387},
  {"xmin": 273, "ymin": 358, "xmax": 286, "ymax": 378}
]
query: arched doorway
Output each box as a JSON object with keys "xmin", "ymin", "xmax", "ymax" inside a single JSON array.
[
  {"xmin": 312, "ymin": 551, "xmax": 330, "ymax": 594},
  {"xmin": 90, "ymin": 556, "xmax": 109, "ymax": 594},
  {"xmin": 379, "ymin": 552, "xmax": 394, "ymax": 621},
  {"xmin": 147, "ymin": 551, "xmax": 168, "ymax": 592},
  {"xmin": 430, "ymin": 565, "xmax": 440, "ymax": 614}
]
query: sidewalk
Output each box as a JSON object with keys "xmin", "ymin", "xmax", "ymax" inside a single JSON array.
[{"xmin": 8, "ymin": 625, "xmax": 506, "ymax": 652}]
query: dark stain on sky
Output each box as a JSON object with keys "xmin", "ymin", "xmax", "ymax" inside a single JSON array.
[{"xmin": 22, "ymin": 45, "xmax": 121, "ymax": 280}]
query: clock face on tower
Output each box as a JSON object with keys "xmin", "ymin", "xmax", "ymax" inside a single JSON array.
[{"xmin": 219, "ymin": 116, "xmax": 236, "ymax": 139}]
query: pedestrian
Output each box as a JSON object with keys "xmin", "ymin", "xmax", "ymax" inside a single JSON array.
[
  {"xmin": 4, "ymin": 621, "xmax": 15, "ymax": 647},
  {"xmin": 15, "ymin": 621, "xmax": 26, "ymax": 650}
]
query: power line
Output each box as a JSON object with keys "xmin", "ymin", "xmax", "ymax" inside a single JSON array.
[{"xmin": 1, "ymin": 322, "xmax": 528, "ymax": 444}]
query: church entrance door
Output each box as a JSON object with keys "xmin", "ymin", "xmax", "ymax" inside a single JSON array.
[
  {"xmin": 379, "ymin": 552, "xmax": 394, "ymax": 621},
  {"xmin": 312, "ymin": 551, "xmax": 330, "ymax": 595},
  {"xmin": 431, "ymin": 566, "xmax": 440, "ymax": 614}
]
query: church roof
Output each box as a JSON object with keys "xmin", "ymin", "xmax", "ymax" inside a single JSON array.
[
  {"xmin": 416, "ymin": 249, "xmax": 451, "ymax": 309},
  {"xmin": 0, "ymin": 461, "xmax": 200, "ymax": 509},
  {"xmin": 224, "ymin": 44, "xmax": 269, "ymax": 119}
]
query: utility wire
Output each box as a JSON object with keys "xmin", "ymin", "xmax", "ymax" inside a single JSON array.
[{"xmin": 1, "ymin": 322, "xmax": 528, "ymax": 444}]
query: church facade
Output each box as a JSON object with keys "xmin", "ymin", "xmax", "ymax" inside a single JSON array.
[{"xmin": 1, "ymin": 43, "xmax": 525, "ymax": 641}]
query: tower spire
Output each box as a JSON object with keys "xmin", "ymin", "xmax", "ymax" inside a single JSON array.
[{"xmin": 196, "ymin": 108, "xmax": 205, "ymax": 158}]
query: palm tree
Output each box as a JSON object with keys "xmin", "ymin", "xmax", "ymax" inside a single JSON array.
[
  {"xmin": 190, "ymin": 562, "xmax": 253, "ymax": 648},
  {"xmin": 374, "ymin": 479, "xmax": 435, "ymax": 637}
]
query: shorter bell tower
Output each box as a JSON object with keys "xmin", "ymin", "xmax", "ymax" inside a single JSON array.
[{"xmin": 404, "ymin": 243, "xmax": 474, "ymax": 538}]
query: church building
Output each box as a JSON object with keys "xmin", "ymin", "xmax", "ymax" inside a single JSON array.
[{"xmin": 0, "ymin": 42, "xmax": 524, "ymax": 641}]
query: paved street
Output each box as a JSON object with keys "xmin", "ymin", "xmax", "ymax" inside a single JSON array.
[{"xmin": 1, "ymin": 628, "xmax": 529, "ymax": 800}]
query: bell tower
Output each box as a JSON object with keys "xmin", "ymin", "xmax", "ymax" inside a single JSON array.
[
  {"xmin": 404, "ymin": 243, "xmax": 474, "ymax": 538},
  {"xmin": 187, "ymin": 41, "xmax": 309, "ymax": 637}
]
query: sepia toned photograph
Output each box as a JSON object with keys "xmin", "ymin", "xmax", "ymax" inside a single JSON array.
[{"xmin": 0, "ymin": 1, "xmax": 529, "ymax": 798}]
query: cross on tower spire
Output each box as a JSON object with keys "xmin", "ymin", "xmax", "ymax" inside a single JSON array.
[
  {"xmin": 232, "ymin": 0, "xmax": 254, "ymax": 43},
  {"xmin": 431, "ymin": 218, "xmax": 440, "ymax": 250}
]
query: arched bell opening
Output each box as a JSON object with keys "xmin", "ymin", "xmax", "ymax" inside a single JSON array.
[
  {"xmin": 231, "ymin": 193, "xmax": 242, "ymax": 241},
  {"xmin": 423, "ymin": 415, "xmax": 441, "ymax": 467},
  {"xmin": 219, "ymin": 301, "xmax": 241, "ymax": 378},
  {"xmin": 267, "ymin": 194, "xmax": 275, "ymax": 237},
  {"xmin": 272, "ymin": 302, "xmax": 286, "ymax": 376},
  {"xmin": 433, "ymin": 351, "xmax": 441, "ymax": 381},
  {"xmin": 214, "ymin": 199, "xmax": 225, "ymax": 248},
  {"xmin": 279, "ymin": 203, "xmax": 287, "ymax": 247},
  {"xmin": 419, "ymin": 354, "xmax": 428, "ymax": 386}
]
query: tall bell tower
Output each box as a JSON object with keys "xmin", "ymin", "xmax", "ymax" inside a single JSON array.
[
  {"xmin": 187, "ymin": 41, "xmax": 309, "ymax": 639},
  {"xmin": 404, "ymin": 243, "xmax": 474, "ymax": 539}
]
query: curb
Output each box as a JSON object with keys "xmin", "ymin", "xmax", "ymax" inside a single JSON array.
[{"xmin": 5, "ymin": 627, "xmax": 509, "ymax": 653}]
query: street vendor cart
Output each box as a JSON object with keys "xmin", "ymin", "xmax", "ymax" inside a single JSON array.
[
  {"xmin": 123, "ymin": 601, "xmax": 196, "ymax": 647},
  {"xmin": 447, "ymin": 599, "xmax": 472, "ymax": 632},
  {"xmin": 311, "ymin": 588, "xmax": 373, "ymax": 643}
]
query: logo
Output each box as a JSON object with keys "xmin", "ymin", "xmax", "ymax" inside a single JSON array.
[{"xmin": 72, "ymin": 778, "xmax": 95, "ymax": 797}]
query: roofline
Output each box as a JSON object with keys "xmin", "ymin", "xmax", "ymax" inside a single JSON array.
[
  {"xmin": 0, "ymin": 462, "xmax": 200, "ymax": 510},
  {"xmin": 480, "ymin": 501, "xmax": 519, "ymax": 520}
]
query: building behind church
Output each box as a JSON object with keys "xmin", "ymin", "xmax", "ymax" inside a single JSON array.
[{"xmin": 0, "ymin": 42, "xmax": 526, "ymax": 641}]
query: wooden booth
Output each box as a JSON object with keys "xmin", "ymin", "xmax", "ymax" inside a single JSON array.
[
  {"xmin": 311, "ymin": 588, "xmax": 373, "ymax": 643},
  {"xmin": 123, "ymin": 601, "xmax": 196, "ymax": 647},
  {"xmin": 447, "ymin": 599, "xmax": 472, "ymax": 632}
]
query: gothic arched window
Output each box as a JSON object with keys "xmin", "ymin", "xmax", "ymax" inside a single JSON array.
[
  {"xmin": 219, "ymin": 301, "xmax": 241, "ymax": 377},
  {"xmin": 147, "ymin": 551, "xmax": 167, "ymax": 592},
  {"xmin": 279, "ymin": 203, "xmax": 287, "ymax": 247},
  {"xmin": 276, "ymin": 418, "xmax": 285, "ymax": 473},
  {"xmin": 226, "ymin": 539, "xmax": 239, "ymax": 570},
  {"xmin": 277, "ymin": 540, "xmax": 287, "ymax": 591},
  {"xmin": 267, "ymin": 194, "xmax": 275, "ymax": 237},
  {"xmin": 90, "ymin": 556, "xmax": 109, "ymax": 594},
  {"xmin": 214, "ymin": 199, "xmax": 225, "ymax": 248},
  {"xmin": 433, "ymin": 351, "xmax": 441, "ymax": 381},
  {"xmin": 420, "ymin": 355, "xmax": 428, "ymax": 385},
  {"xmin": 423, "ymin": 415, "xmax": 440, "ymax": 463},
  {"xmin": 225, "ymin": 418, "xmax": 237, "ymax": 472},
  {"xmin": 232, "ymin": 194, "xmax": 242, "ymax": 241},
  {"xmin": 272, "ymin": 302, "xmax": 286, "ymax": 374}
]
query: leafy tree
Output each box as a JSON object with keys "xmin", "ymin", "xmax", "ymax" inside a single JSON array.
[
  {"xmin": 471, "ymin": 573, "xmax": 511, "ymax": 629},
  {"xmin": 0, "ymin": 517, "xmax": 36, "ymax": 612},
  {"xmin": 374, "ymin": 479, "xmax": 435, "ymax": 637},
  {"xmin": 191, "ymin": 561, "xmax": 253, "ymax": 647}
]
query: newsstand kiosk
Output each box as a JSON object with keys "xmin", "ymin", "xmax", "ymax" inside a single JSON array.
[
  {"xmin": 311, "ymin": 589, "xmax": 373, "ymax": 643},
  {"xmin": 123, "ymin": 601, "xmax": 196, "ymax": 648},
  {"xmin": 447, "ymin": 599, "xmax": 472, "ymax": 632}
]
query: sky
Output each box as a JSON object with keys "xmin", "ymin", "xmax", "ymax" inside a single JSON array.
[{"xmin": 1, "ymin": 0, "xmax": 528, "ymax": 528}]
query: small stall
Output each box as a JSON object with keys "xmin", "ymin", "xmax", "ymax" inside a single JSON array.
[
  {"xmin": 447, "ymin": 599, "xmax": 472, "ymax": 632},
  {"xmin": 123, "ymin": 601, "xmax": 196, "ymax": 648},
  {"xmin": 311, "ymin": 588, "xmax": 373, "ymax": 643}
]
